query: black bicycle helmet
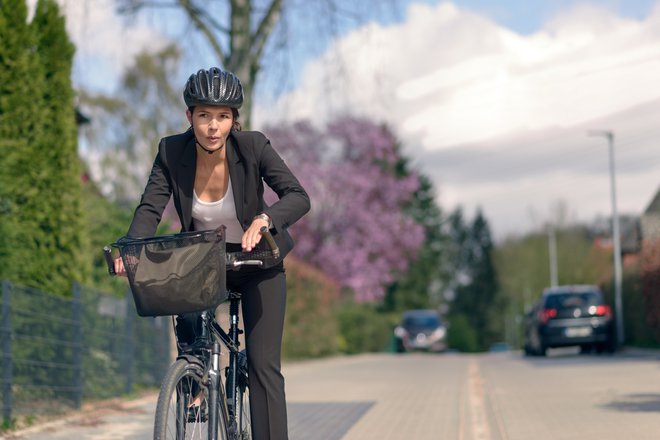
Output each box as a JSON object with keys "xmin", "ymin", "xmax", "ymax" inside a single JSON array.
[{"xmin": 183, "ymin": 67, "xmax": 243, "ymax": 109}]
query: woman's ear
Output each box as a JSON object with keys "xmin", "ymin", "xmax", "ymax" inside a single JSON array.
[{"xmin": 185, "ymin": 109, "xmax": 193, "ymax": 125}]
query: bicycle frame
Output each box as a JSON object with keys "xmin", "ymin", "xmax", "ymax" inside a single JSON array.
[
  {"xmin": 104, "ymin": 227, "xmax": 280, "ymax": 440},
  {"xmin": 186, "ymin": 290, "xmax": 245, "ymax": 440}
]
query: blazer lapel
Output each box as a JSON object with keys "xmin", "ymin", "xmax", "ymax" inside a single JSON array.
[
  {"xmin": 227, "ymin": 136, "xmax": 245, "ymax": 229},
  {"xmin": 178, "ymin": 136, "xmax": 197, "ymax": 231}
]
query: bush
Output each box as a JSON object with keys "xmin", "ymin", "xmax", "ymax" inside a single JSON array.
[
  {"xmin": 336, "ymin": 301, "xmax": 397, "ymax": 354},
  {"xmin": 600, "ymin": 251, "xmax": 660, "ymax": 348},
  {"xmin": 282, "ymin": 257, "xmax": 341, "ymax": 359},
  {"xmin": 447, "ymin": 314, "xmax": 480, "ymax": 352}
]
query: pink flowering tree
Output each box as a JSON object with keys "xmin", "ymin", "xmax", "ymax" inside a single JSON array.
[{"xmin": 264, "ymin": 117, "xmax": 425, "ymax": 302}]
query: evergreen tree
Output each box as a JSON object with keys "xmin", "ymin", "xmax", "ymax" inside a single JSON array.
[
  {"xmin": 0, "ymin": 0, "xmax": 87, "ymax": 294},
  {"xmin": 385, "ymin": 174, "xmax": 451, "ymax": 312},
  {"xmin": 448, "ymin": 208, "xmax": 501, "ymax": 350},
  {"xmin": 30, "ymin": 0, "xmax": 89, "ymax": 293},
  {"xmin": 0, "ymin": 0, "xmax": 41, "ymax": 281}
]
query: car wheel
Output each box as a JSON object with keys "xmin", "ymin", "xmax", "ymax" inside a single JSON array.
[
  {"xmin": 598, "ymin": 340, "xmax": 616, "ymax": 354},
  {"xmin": 579, "ymin": 344, "xmax": 593, "ymax": 355},
  {"xmin": 537, "ymin": 340, "xmax": 547, "ymax": 357}
]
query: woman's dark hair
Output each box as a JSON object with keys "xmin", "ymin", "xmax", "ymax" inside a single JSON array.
[{"xmin": 188, "ymin": 106, "xmax": 241, "ymax": 132}]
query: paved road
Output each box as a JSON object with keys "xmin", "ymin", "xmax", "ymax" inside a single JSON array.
[{"xmin": 6, "ymin": 348, "xmax": 660, "ymax": 439}]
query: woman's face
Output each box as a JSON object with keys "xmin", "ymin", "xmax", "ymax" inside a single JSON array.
[{"xmin": 187, "ymin": 105, "xmax": 234, "ymax": 153}]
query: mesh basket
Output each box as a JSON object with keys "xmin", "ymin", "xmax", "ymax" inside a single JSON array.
[{"xmin": 116, "ymin": 228, "xmax": 226, "ymax": 317}]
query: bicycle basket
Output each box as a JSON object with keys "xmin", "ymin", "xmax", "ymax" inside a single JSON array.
[{"xmin": 116, "ymin": 228, "xmax": 226, "ymax": 317}]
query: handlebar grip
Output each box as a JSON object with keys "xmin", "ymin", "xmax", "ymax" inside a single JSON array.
[
  {"xmin": 103, "ymin": 246, "xmax": 116, "ymax": 276},
  {"xmin": 260, "ymin": 227, "xmax": 280, "ymax": 259}
]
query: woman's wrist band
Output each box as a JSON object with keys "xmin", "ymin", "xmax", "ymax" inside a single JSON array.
[{"xmin": 253, "ymin": 213, "xmax": 272, "ymax": 228}]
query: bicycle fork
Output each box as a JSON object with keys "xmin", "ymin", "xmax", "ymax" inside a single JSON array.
[
  {"xmin": 226, "ymin": 295, "xmax": 242, "ymax": 436},
  {"xmin": 208, "ymin": 340, "xmax": 221, "ymax": 439}
]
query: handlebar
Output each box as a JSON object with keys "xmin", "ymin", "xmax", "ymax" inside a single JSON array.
[
  {"xmin": 260, "ymin": 226, "xmax": 280, "ymax": 259},
  {"xmin": 103, "ymin": 246, "xmax": 116, "ymax": 275},
  {"xmin": 103, "ymin": 227, "xmax": 280, "ymax": 276}
]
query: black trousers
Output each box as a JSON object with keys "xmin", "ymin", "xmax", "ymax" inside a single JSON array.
[{"xmin": 177, "ymin": 262, "xmax": 288, "ymax": 440}]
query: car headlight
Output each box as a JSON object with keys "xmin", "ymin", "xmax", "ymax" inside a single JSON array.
[{"xmin": 431, "ymin": 327, "xmax": 446, "ymax": 340}]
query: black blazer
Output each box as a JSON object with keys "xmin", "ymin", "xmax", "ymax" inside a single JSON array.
[{"xmin": 126, "ymin": 129, "xmax": 310, "ymax": 260}]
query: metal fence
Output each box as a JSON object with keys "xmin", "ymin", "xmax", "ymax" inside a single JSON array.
[{"xmin": 1, "ymin": 280, "xmax": 171, "ymax": 422}]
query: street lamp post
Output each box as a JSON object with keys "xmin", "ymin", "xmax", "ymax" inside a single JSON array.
[{"xmin": 588, "ymin": 130, "xmax": 624, "ymax": 348}]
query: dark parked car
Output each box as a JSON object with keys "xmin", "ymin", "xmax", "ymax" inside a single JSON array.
[
  {"xmin": 523, "ymin": 285, "xmax": 615, "ymax": 356},
  {"xmin": 394, "ymin": 309, "xmax": 447, "ymax": 353}
]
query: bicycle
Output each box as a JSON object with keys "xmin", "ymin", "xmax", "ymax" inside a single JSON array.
[{"xmin": 103, "ymin": 226, "xmax": 280, "ymax": 440}]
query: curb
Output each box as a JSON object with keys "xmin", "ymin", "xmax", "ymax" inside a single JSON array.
[{"xmin": 1, "ymin": 391, "xmax": 158, "ymax": 439}]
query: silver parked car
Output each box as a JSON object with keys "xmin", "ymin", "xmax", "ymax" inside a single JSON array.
[{"xmin": 394, "ymin": 309, "xmax": 447, "ymax": 353}]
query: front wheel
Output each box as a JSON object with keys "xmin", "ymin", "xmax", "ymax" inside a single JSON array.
[
  {"xmin": 227, "ymin": 350, "xmax": 252, "ymax": 439},
  {"xmin": 154, "ymin": 358, "xmax": 228, "ymax": 440}
]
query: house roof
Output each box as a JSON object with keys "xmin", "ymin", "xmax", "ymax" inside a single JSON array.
[{"xmin": 645, "ymin": 187, "xmax": 660, "ymax": 215}]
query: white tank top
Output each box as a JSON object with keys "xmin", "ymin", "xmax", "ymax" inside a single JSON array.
[{"xmin": 191, "ymin": 175, "xmax": 244, "ymax": 243}]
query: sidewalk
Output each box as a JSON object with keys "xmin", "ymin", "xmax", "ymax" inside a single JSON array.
[{"xmin": 1, "ymin": 391, "xmax": 158, "ymax": 440}]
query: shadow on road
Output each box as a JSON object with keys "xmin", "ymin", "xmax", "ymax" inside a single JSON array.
[
  {"xmin": 602, "ymin": 393, "xmax": 660, "ymax": 413},
  {"xmin": 520, "ymin": 346, "xmax": 660, "ymax": 368}
]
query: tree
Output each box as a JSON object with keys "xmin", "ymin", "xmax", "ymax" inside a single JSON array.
[
  {"xmin": 30, "ymin": 0, "xmax": 89, "ymax": 292},
  {"xmin": 494, "ymin": 225, "xmax": 612, "ymax": 312},
  {"xmin": 79, "ymin": 44, "xmax": 187, "ymax": 203},
  {"xmin": 264, "ymin": 117, "xmax": 425, "ymax": 301},
  {"xmin": 0, "ymin": 0, "xmax": 88, "ymax": 294},
  {"xmin": 116, "ymin": 0, "xmax": 403, "ymax": 128},
  {"xmin": 633, "ymin": 240, "xmax": 660, "ymax": 345},
  {"xmin": 493, "ymin": 224, "xmax": 613, "ymax": 348},
  {"xmin": 385, "ymin": 174, "xmax": 451, "ymax": 312},
  {"xmin": 0, "ymin": 0, "xmax": 42, "ymax": 283},
  {"xmin": 447, "ymin": 208, "xmax": 502, "ymax": 350},
  {"xmin": 117, "ymin": 0, "xmax": 283, "ymax": 127}
]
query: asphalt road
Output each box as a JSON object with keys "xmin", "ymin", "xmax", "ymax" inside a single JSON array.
[{"xmin": 6, "ymin": 348, "xmax": 660, "ymax": 440}]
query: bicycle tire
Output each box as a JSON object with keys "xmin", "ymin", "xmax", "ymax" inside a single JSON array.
[
  {"xmin": 227, "ymin": 350, "xmax": 252, "ymax": 439},
  {"xmin": 154, "ymin": 358, "xmax": 229, "ymax": 440}
]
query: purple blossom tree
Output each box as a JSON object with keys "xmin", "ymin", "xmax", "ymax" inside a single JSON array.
[{"xmin": 265, "ymin": 117, "xmax": 425, "ymax": 301}]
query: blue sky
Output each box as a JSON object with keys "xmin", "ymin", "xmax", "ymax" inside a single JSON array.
[
  {"xmin": 255, "ymin": 0, "xmax": 660, "ymax": 101},
  {"xmin": 255, "ymin": 0, "xmax": 660, "ymax": 237},
  {"xmin": 56, "ymin": 0, "xmax": 659, "ymax": 98},
  {"xmin": 55, "ymin": 0, "xmax": 660, "ymax": 237},
  {"xmin": 451, "ymin": 0, "xmax": 657, "ymax": 33}
]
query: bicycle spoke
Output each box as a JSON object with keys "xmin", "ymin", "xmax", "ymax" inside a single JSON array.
[{"xmin": 154, "ymin": 359, "xmax": 228, "ymax": 440}]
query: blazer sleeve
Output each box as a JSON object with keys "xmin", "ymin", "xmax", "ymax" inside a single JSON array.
[
  {"xmin": 258, "ymin": 140, "xmax": 311, "ymax": 232},
  {"xmin": 126, "ymin": 147, "xmax": 173, "ymax": 238}
]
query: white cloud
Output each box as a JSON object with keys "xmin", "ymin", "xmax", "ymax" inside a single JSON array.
[
  {"xmin": 35, "ymin": 0, "xmax": 169, "ymax": 92},
  {"xmin": 254, "ymin": 1, "xmax": 660, "ymax": 238}
]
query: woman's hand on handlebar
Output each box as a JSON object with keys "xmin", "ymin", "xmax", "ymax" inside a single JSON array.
[
  {"xmin": 242, "ymin": 217, "xmax": 269, "ymax": 251},
  {"xmin": 114, "ymin": 256, "xmax": 127, "ymax": 277}
]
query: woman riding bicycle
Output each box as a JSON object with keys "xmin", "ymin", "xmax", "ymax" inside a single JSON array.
[{"xmin": 113, "ymin": 66, "xmax": 310, "ymax": 440}]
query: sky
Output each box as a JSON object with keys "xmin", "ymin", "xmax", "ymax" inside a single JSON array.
[{"xmin": 46, "ymin": 0, "xmax": 660, "ymax": 240}]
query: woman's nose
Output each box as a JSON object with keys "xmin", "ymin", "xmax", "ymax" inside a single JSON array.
[{"xmin": 208, "ymin": 118, "xmax": 218, "ymax": 129}]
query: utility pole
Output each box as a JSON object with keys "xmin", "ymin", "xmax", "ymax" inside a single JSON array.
[
  {"xmin": 547, "ymin": 224, "xmax": 558, "ymax": 287},
  {"xmin": 588, "ymin": 130, "xmax": 624, "ymax": 348}
]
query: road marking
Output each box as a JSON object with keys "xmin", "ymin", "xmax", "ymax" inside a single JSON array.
[{"xmin": 467, "ymin": 357, "xmax": 491, "ymax": 440}]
